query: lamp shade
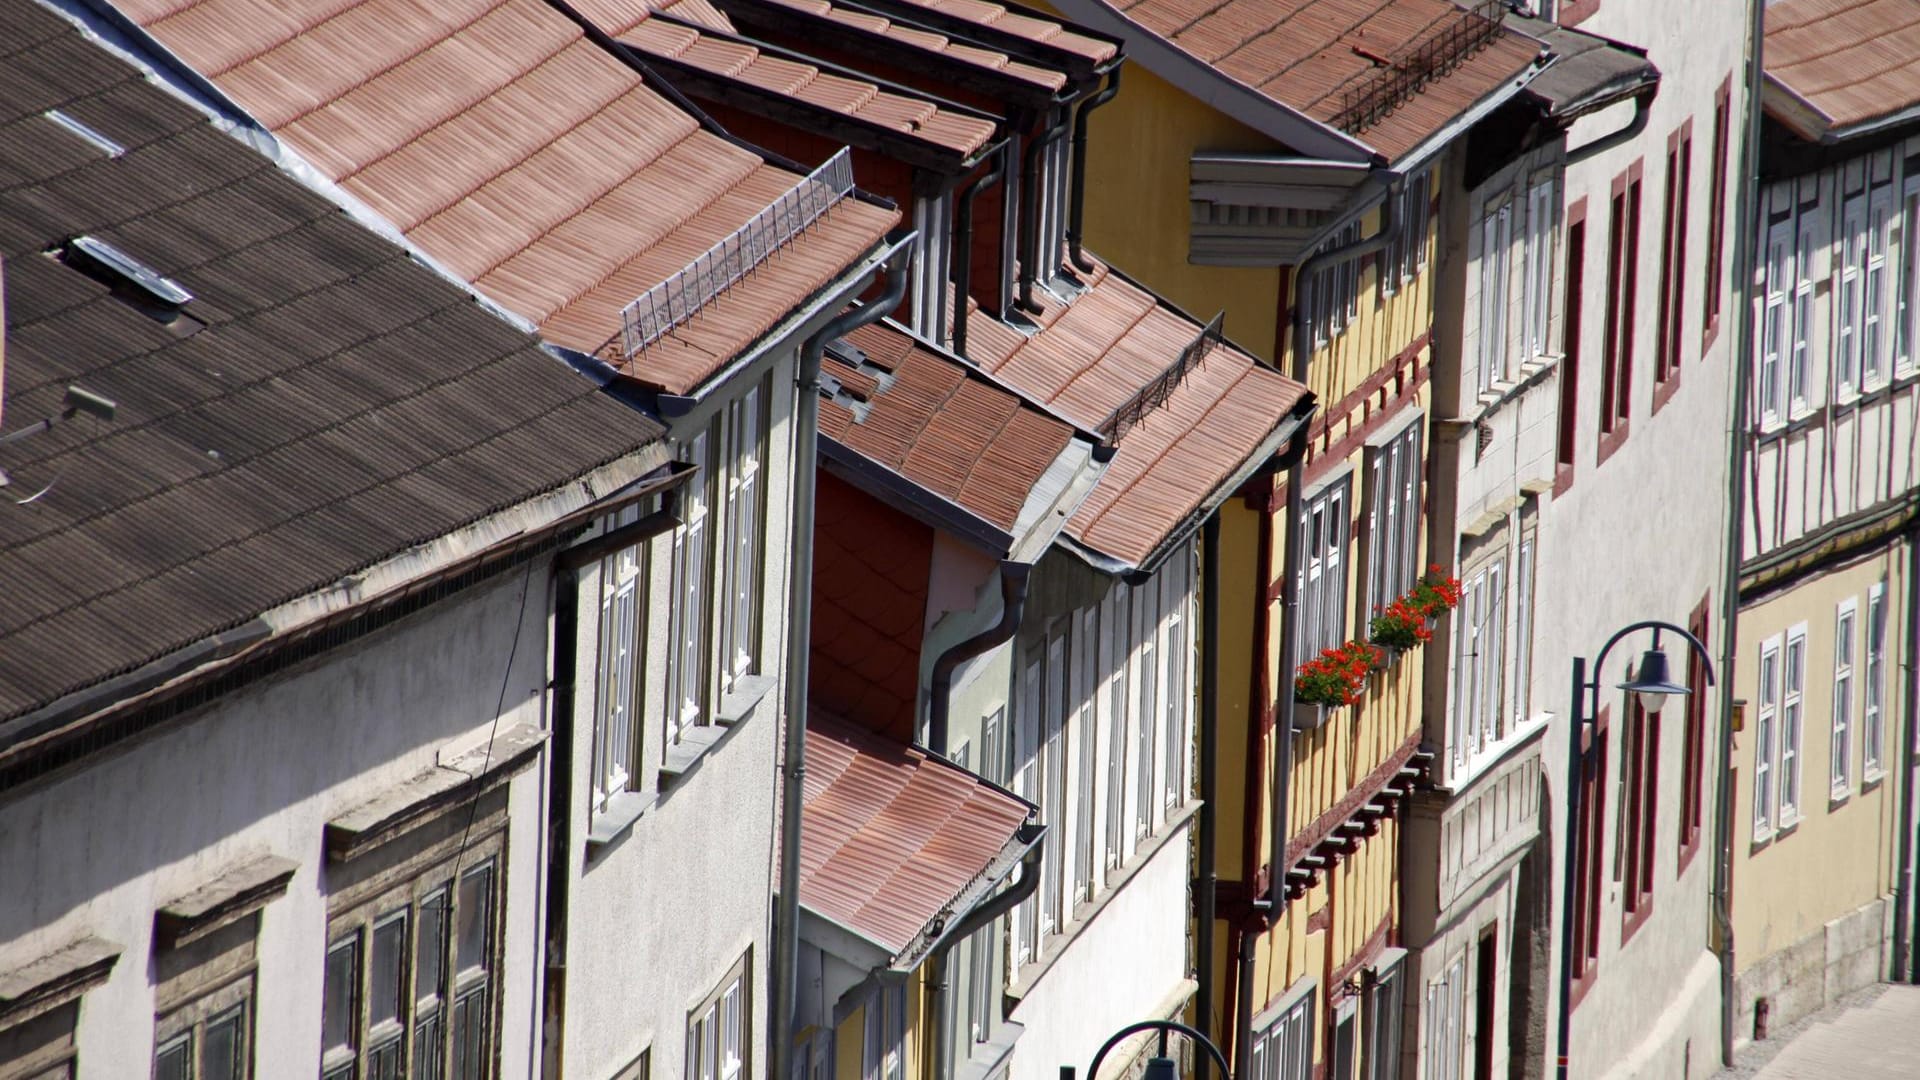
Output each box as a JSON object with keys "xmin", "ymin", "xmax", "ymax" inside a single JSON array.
[
  {"xmin": 1143, "ymin": 1058, "xmax": 1179, "ymax": 1080},
  {"xmin": 1619, "ymin": 647, "xmax": 1690, "ymax": 713}
]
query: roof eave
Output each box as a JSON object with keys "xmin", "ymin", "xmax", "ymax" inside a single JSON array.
[
  {"xmin": 1041, "ymin": 0, "xmax": 1377, "ymax": 161},
  {"xmin": 1382, "ymin": 47, "xmax": 1553, "ymax": 174},
  {"xmin": 830, "ymin": 0, "xmax": 1124, "ymax": 89},
  {"xmin": 819, "ymin": 436, "xmax": 1019, "ymax": 556},
  {"xmin": 1066, "ymin": 394, "xmax": 1316, "ymax": 579},
  {"xmin": 888, "ymin": 817, "xmax": 1042, "ymax": 973},
  {"xmin": 1761, "ymin": 71, "xmax": 1837, "ymax": 144}
]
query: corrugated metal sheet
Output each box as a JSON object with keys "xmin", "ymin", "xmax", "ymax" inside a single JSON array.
[
  {"xmin": 1766, "ymin": 0, "xmax": 1920, "ymax": 138},
  {"xmin": 966, "ymin": 258, "xmax": 1310, "ymax": 568},
  {"xmin": 0, "ymin": 4, "xmax": 666, "ymax": 722},
  {"xmin": 800, "ymin": 714, "xmax": 1031, "ymax": 956},
  {"xmin": 1115, "ymin": 0, "xmax": 1542, "ymax": 162},
  {"xmin": 616, "ymin": 12, "xmax": 997, "ymax": 155},
  {"xmin": 122, "ymin": 0, "xmax": 897, "ymax": 395}
]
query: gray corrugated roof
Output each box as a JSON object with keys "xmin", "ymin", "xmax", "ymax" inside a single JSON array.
[
  {"xmin": 0, "ymin": 1, "xmax": 665, "ymax": 723},
  {"xmin": 1508, "ymin": 14, "xmax": 1659, "ymax": 120}
]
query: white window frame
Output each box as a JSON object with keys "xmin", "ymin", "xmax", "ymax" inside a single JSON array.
[
  {"xmin": 1781, "ymin": 624, "xmax": 1807, "ymax": 824},
  {"xmin": 1102, "ymin": 587, "xmax": 1129, "ymax": 872},
  {"xmin": 668, "ymin": 430, "xmax": 713, "ymax": 745},
  {"xmin": 1298, "ymin": 478, "xmax": 1351, "ymax": 661},
  {"xmin": 1074, "ymin": 606, "xmax": 1098, "ymax": 904},
  {"xmin": 1833, "ymin": 599, "xmax": 1857, "ymax": 797},
  {"xmin": 1791, "ymin": 219, "xmax": 1817, "ymax": 414},
  {"xmin": 1477, "ymin": 201, "xmax": 1513, "ymax": 393},
  {"xmin": 861, "ymin": 984, "xmax": 904, "ymax": 1080},
  {"xmin": 1759, "ymin": 222, "xmax": 1791, "ymax": 426},
  {"xmin": 720, "ymin": 383, "xmax": 765, "ymax": 692},
  {"xmin": 1865, "ymin": 193, "xmax": 1894, "ymax": 387},
  {"xmin": 1512, "ymin": 536, "xmax": 1536, "ymax": 728},
  {"xmin": 1899, "ymin": 178, "xmax": 1920, "ymax": 373},
  {"xmin": 1133, "ymin": 577, "xmax": 1159, "ymax": 841},
  {"xmin": 1252, "ymin": 984, "xmax": 1316, "ymax": 1080},
  {"xmin": 593, "ymin": 514, "xmax": 646, "ymax": 816},
  {"xmin": 1865, "ymin": 583, "xmax": 1888, "ymax": 779},
  {"xmin": 1365, "ymin": 422, "xmax": 1422, "ymax": 615},
  {"xmin": 688, "ymin": 956, "xmax": 748, "ymax": 1080},
  {"xmin": 1424, "ymin": 958, "xmax": 1466, "ymax": 1080},
  {"xmin": 1524, "ymin": 178, "xmax": 1557, "ymax": 360},
  {"xmin": 1310, "ymin": 222, "xmax": 1363, "ymax": 346},
  {"xmin": 1754, "ymin": 634, "xmax": 1781, "ymax": 839},
  {"xmin": 1161, "ymin": 556, "xmax": 1191, "ymax": 812},
  {"xmin": 1838, "ymin": 199, "xmax": 1865, "ymax": 399}
]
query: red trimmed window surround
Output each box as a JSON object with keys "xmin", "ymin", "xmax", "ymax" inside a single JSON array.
[
  {"xmin": 1679, "ymin": 597, "xmax": 1711, "ymax": 873},
  {"xmin": 1621, "ymin": 698, "xmax": 1659, "ymax": 944},
  {"xmin": 1555, "ymin": 198, "xmax": 1588, "ymax": 496},
  {"xmin": 1703, "ymin": 77, "xmax": 1732, "ymax": 350},
  {"xmin": 1597, "ymin": 163, "xmax": 1642, "ymax": 467},
  {"xmin": 1571, "ymin": 706, "xmax": 1610, "ymax": 1007},
  {"xmin": 1652, "ymin": 121, "xmax": 1693, "ymax": 416}
]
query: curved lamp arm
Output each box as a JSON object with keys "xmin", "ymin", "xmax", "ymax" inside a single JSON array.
[
  {"xmin": 1587, "ymin": 618, "xmax": 1717, "ymax": 711},
  {"xmin": 1085, "ymin": 1021, "xmax": 1233, "ymax": 1080}
]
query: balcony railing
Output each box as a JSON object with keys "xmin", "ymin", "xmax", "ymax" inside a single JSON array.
[
  {"xmin": 616, "ymin": 148, "xmax": 855, "ymax": 360},
  {"xmin": 1098, "ymin": 311, "xmax": 1225, "ymax": 445}
]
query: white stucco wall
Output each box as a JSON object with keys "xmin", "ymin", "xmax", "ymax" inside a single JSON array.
[
  {"xmin": 556, "ymin": 353, "xmax": 800, "ymax": 1080},
  {"xmin": 1005, "ymin": 819, "xmax": 1192, "ymax": 1080},
  {"xmin": 0, "ymin": 565, "xmax": 552, "ymax": 1079},
  {"xmin": 1533, "ymin": 1, "xmax": 1748, "ymax": 1074}
]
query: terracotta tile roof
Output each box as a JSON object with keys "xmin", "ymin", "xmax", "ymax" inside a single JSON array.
[
  {"xmin": 121, "ymin": 0, "xmax": 897, "ymax": 395},
  {"xmin": 965, "ymin": 259, "xmax": 1310, "ymax": 568},
  {"xmin": 810, "ymin": 474, "xmax": 933, "ymax": 740},
  {"xmin": 800, "ymin": 714, "xmax": 1032, "ymax": 958},
  {"xmin": 1084, "ymin": 0, "xmax": 1542, "ymax": 161},
  {"xmin": 867, "ymin": 0, "xmax": 1120, "ymax": 64},
  {"xmin": 576, "ymin": 0, "xmax": 741, "ymax": 32},
  {"xmin": 0, "ymin": 3, "xmax": 668, "ymax": 724},
  {"xmin": 609, "ymin": 11, "xmax": 998, "ymax": 157},
  {"xmin": 1765, "ymin": 0, "xmax": 1920, "ymax": 139},
  {"xmin": 819, "ymin": 323, "xmax": 1076, "ymax": 534},
  {"xmin": 723, "ymin": 0, "xmax": 1072, "ymax": 91}
]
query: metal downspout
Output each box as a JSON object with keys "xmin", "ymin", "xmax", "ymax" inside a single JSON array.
[
  {"xmin": 928, "ymin": 562, "xmax": 1034, "ymax": 756},
  {"xmin": 1067, "ymin": 69, "xmax": 1122, "ymax": 274},
  {"xmin": 925, "ymin": 832, "xmax": 1047, "ymax": 1080},
  {"xmin": 772, "ymin": 240, "xmax": 915, "ymax": 1080},
  {"xmin": 1712, "ymin": 0, "xmax": 1766, "ymax": 1063},
  {"xmin": 1564, "ymin": 88, "xmax": 1655, "ymax": 167},
  {"xmin": 1016, "ymin": 112, "xmax": 1071, "ymax": 316},
  {"xmin": 1896, "ymin": 524, "xmax": 1920, "ymax": 981},
  {"xmin": 1269, "ymin": 179, "xmax": 1401, "ymax": 910},
  {"xmin": 1235, "ymin": 926, "xmax": 1257, "ymax": 1080},
  {"xmin": 540, "ymin": 566, "xmax": 580, "ymax": 1080},
  {"xmin": 1196, "ymin": 516, "xmax": 1221, "ymax": 1079},
  {"xmin": 952, "ymin": 147, "xmax": 1008, "ymax": 358}
]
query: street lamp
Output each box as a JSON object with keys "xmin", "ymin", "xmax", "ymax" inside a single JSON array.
[
  {"xmin": 1555, "ymin": 621, "xmax": 1714, "ymax": 1080},
  {"xmin": 1074, "ymin": 1020, "xmax": 1233, "ymax": 1080}
]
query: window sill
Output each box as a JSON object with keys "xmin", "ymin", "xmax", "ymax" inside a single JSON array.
[
  {"xmin": 1005, "ymin": 800, "xmax": 1200, "ymax": 1004},
  {"xmin": 1620, "ymin": 896, "xmax": 1654, "ymax": 946},
  {"xmin": 1830, "ymin": 786, "xmax": 1853, "ymax": 811},
  {"xmin": 587, "ymin": 675, "xmax": 774, "ymax": 853},
  {"xmin": 954, "ymin": 1020, "xmax": 1025, "ymax": 1080},
  {"xmin": 1436, "ymin": 713, "xmax": 1550, "ymax": 795},
  {"xmin": 1863, "ymin": 768, "xmax": 1887, "ymax": 791},
  {"xmin": 1468, "ymin": 357, "xmax": 1556, "ymax": 425}
]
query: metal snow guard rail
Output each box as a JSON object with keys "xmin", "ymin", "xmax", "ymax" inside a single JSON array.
[
  {"xmin": 1330, "ymin": 0, "xmax": 1506, "ymax": 136},
  {"xmin": 1097, "ymin": 311, "xmax": 1226, "ymax": 446},
  {"xmin": 618, "ymin": 148, "xmax": 856, "ymax": 359}
]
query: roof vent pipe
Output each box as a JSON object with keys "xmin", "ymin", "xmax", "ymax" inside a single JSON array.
[
  {"xmin": 951, "ymin": 147, "xmax": 1008, "ymax": 358},
  {"xmin": 772, "ymin": 235, "xmax": 916, "ymax": 1080},
  {"xmin": 928, "ymin": 560, "xmax": 1033, "ymax": 756},
  {"xmin": 1067, "ymin": 68, "xmax": 1122, "ymax": 274}
]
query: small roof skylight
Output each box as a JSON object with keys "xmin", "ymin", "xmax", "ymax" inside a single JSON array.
[
  {"xmin": 58, "ymin": 236, "xmax": 193, "ymax": 309},
  {"xmin": 45, "ymin": 110, "xmax": 125, "ymax": 157}
]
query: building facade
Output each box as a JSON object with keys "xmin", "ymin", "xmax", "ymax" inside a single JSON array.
[{"xmin": 1728, "ymin": 0, "xmax": 1920, "ymax": 1044}]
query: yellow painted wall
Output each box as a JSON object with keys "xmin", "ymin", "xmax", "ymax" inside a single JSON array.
[
  {"xmin": 1732, "ymin": 544, "xmax": 1912, "ymax": 971},
  {"xmin": 1074, "ymin": 57, "xmax": 1286, "ymax": 362}
]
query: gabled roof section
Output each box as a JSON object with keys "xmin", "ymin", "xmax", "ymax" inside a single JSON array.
[
  {"xmin": 0, "ymin": 3, "xmax": 668, "ymax": 726},
  {"xmin": 598, "ymin": 8, "xmax": 1000, "ymax": 168},
  {"xmin": 718, "ymin": 0, "xmax": 1075, "ymax": 99},
  {"xmin": 799, "ymin": 714, "xmax": 1033, "ymax": 970},
  {"xmin": 818, "ymin": 322, "xmax": 1097, "ymax": 559},
  {"xmin": 962, "ymin": 259, "xmax": 1312, "ymax": 572},
  {"xmin": 837, "ymin": 0, "xmax": 1121, "ymax": 75},
  {"xmin": 1764, "ymin": 0, "xmax": 1920, "ymax": 143},
  {"xmin": 1049, "ymin": 0, "xmax": 1545, "ymax": 164},
  {"xmin": 120, "ymin": 0, "xmax": 897, "ymax": 396}
]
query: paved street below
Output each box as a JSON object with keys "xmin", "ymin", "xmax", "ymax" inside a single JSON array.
[{"xmin": 1720, "ymin": 983, "xmax": 1920, "ymax": 1079}]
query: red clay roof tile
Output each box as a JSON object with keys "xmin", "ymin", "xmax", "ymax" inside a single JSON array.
[
  {"xmin": 128, "ymin": 0, "xmax": 897, "ymax": 395},
  {"xmin": 1765, "ymin": 0, "xmax": 1920, "ymax": 137}
]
